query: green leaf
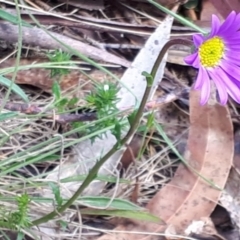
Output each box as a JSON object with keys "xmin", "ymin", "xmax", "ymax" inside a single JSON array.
[
  {"xmin": 0, "ymin": 75, "xmax": 29, "ymax": 102},
  {"xmin": 17, "ymin": 193, "xmax": 30, "ymax": 213},
  {"xmin": 0, "ymin": 112, "xmax": 18, "ymax": 121},
  {"xmin": 112, "ymin": 122, "xmax": 122, "ymax": 142},
  {"xmin": 57, "ymin": 98, "xmax": 69, "ymax": 108},
  {"xmin": 67, "ymin": 97, "xmax": 79, "ymax": 107},
  {"xmin": 48, "ymin": 182, "xmax": 63, "ymax": 207},
  {"xmin": 0, "ymin": 9, "xmax": 32, "ymax": 28},
  {"xmin": 47, "ymin": 49, "xmax": 72, "ymax": 77},
  {"xmin": 52, "ymin": 81, "xmax": 61, "ymax": 100},
  {"xmin": 142, "ymin": 71, "xmax": 154, "ymax": 86},
  {"xmin": 60, "ymin": 174, "xmax": 129, "ymax": 184},
  {"xmin": 27, "ymin": 155, "xmax": 60, "ymax": 162},
  {"xmin": 57, "ymin": 220, "xmax": 68, "ymax": 231},
  {"xmin": 146, "ymin": 112, "xmax": 155, "ymax": 128},
  {"xmin": 80, "ymin": 209, "xmax": 160, "ymax": 223},
  {"xmin": 16, "ymin": 232, "xmax": 24, "ymax": 240},
  {"xmin": 128, "ymin": 109, "xmax": 137, "ymax": 126},
  {"xmin": 79, "ymin": 197, "xmax": 143, "ymax": 210}
]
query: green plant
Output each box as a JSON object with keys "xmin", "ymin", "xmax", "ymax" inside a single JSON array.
[
  {"xmin": 73, "ymin": 81, "xmax": 125, "ymax": 141},
  {"xmin": 0, "ymin": 194, "xmax": 30, "ymax": 231},
  {"xmin": 47, "ymin": 49, "xmax": 72, "ymax": 78}
]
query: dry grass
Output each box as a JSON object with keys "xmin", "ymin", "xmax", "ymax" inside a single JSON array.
[{"xmin": 0, "ymin": 0, "xmax": 193, "ymax": 239}]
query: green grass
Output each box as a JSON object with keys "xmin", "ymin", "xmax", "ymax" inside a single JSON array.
[
  {"xmin": 0, "ymin": 3, "xmax": 157, "ymax": 238},
  {"xmin": 0, "ymin": 1, "xmax": 203, "ymax": 238}
]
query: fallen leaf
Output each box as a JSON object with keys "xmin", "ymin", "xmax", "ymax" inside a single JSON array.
[
  {"xmin": 201, "ymin": 0, "xmax": 223, "ymax": 21},
  {"xmin": 0, "ymin": 58, "xmax": 123, "ymax": 98},
  {"xmin": 209, "ymin": 0, "xmax": 240, "ymax": 18},
  {"xmin": 96, "ymin": 87, "xmax": 233, "ymax": 240},
  {"xmin": 144, "ymin": 88, "xmax": 233, "ymax": 233}
]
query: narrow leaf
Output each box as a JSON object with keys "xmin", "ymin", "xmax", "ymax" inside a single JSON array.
[
  {"xmin": 79, "ymin": 196, "xmax": 143, "ymax": 211},
  {"xmin": 0, "ymin": 112, "xmax": 18, "ymax": 121},
  {"xmin": 0, "ymin": 9, "xmax": 32, "ymax": 28},
  {"xmin": 80, "ymin": 209, "xmax": 160, "ymax": 223},
  {"xmin": 0, "ymin": 76, "xmax": 29, "ymax": 102}
]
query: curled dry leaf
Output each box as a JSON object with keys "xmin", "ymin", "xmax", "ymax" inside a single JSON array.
[
  {"xmin": 97, "ymin": 88, "xmax": 233, "ymax": 240},
  {"xmin": 144, "ymin": 89, "xmax": 233, "ymax": 234}
]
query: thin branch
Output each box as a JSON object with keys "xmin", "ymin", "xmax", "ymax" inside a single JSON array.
[{"xmin": 0, "ymin": 100, "xmax": 97, "ymax": 123}]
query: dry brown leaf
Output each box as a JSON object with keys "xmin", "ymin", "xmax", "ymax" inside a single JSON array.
[
  {"xmin": 0, "ymin": 58, "xmax": 123, "ymax": 98},
  {"xmin": 209, "ymin": 0, "xmax": 240, "ymax": 18},
  {"xmin": 96, "ymin": 88, "xmax": 233, "ymax": 240},
  {"xmin": 144, "ymin": 89, "xmax": 233, "ymax": 233},
  {"xmin": 201, "ymin": 0, "xmax": 223, "ymax": 21}
]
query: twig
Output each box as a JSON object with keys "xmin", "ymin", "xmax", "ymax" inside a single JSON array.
[
  {"xmin": 0, "ymin": 21, "xmax": 130, "ymax": 68},
  {"xmin": 0, "ymin": 85, "xmax": 187, "ymax": 123},
  {"xmin": 0, "ymin": 100, "xmax": 97, "ymax": 123}
]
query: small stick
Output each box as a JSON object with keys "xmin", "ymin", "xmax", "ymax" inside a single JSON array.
[{"xmin": 0, "ymin": 86, "xmax": 188, "ymax": 123}]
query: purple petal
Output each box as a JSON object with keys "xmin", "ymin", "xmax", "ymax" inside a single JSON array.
[
  {"xmin": 225, "ymin": 39, "xmax": 240, "ymax": 45},
  {"xmin": 224, "ymin": 38, "xmax": 240, "ymax": 46},
  {"xmin": 195, "ymin": 66, "xmax": 211, "ymax": 105},
  {"xmin": 223, "ymin": 32, "xmax": 240, "ymax": 40},
  {"xmin": 209, "ymin": 14, "xmax": 221, "ymax": 37},
  {"xmin": 219, "ymin": 22, "xmax": 239, "ymax": 33},
  {"xmin": 218, "ymin": 11, "xmax": 236, "ymax": 35},
  {"xmin": 226, "ymin": 12, "xmax": 240, "ymax": 32},
  {"xmin": 192, "ymin": 53, "xmax": 200, "ymax": 68},
  {"xmin": 217, "ymin": 67, "xmax": 240, "ymax": 103},
  {"xmin": 184, "ymin": 52, "xmax": 198, "ymax": 66},
  {"xmin": 234, "ymin": 13, "xmax": 240, "ymax": 31},
  {"xmin": 220, "ymin": 59, "xmax": 240, "ymax": 81},
  {"xmin": 225, "ymin": 45, "xmax": 240, "ymax": 51},
  {"xmin": 208, "ymin": 68, "xmax": 228, "ymax": 104},
  {"xmin": 200, "ymin": 74, "xmax": 211, "ymax": 105},
  {"xmin": 224, "ymin": 54, "xmax": 240, "ymax": 65},
  {"xmin": 194, "ymin": 66, "xmax": 208, "ymax": 89},
  {"xmin": 193, "ymin": 34, "xmax": 204, "ymax": 47}
]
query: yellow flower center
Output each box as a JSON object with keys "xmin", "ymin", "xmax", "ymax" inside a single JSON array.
[{"xmin": 199, "ymin": 37, "xmax": 225, "ymax": 68}]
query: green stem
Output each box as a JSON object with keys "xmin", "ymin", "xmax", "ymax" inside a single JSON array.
[
  {"xmin": 148, "ymin": 0, "xmax": 207, "ymax": 35},
  {"xmin": 32, "ymin": 38, "xmax": 193, "ymax": 226},
  {"xmin": 151, "ymin": 38, "xmax": 192, "ymax": 78}
]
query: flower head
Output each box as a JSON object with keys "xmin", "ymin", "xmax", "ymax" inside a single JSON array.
[{"xmin": 185, "ymin": 11, "xmax": 240, "ymax": 105}]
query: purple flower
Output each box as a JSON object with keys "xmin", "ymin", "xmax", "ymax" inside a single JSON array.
[{"xmin": 185, "ymin": 11, "xmax": 240, "ymax": 105}]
